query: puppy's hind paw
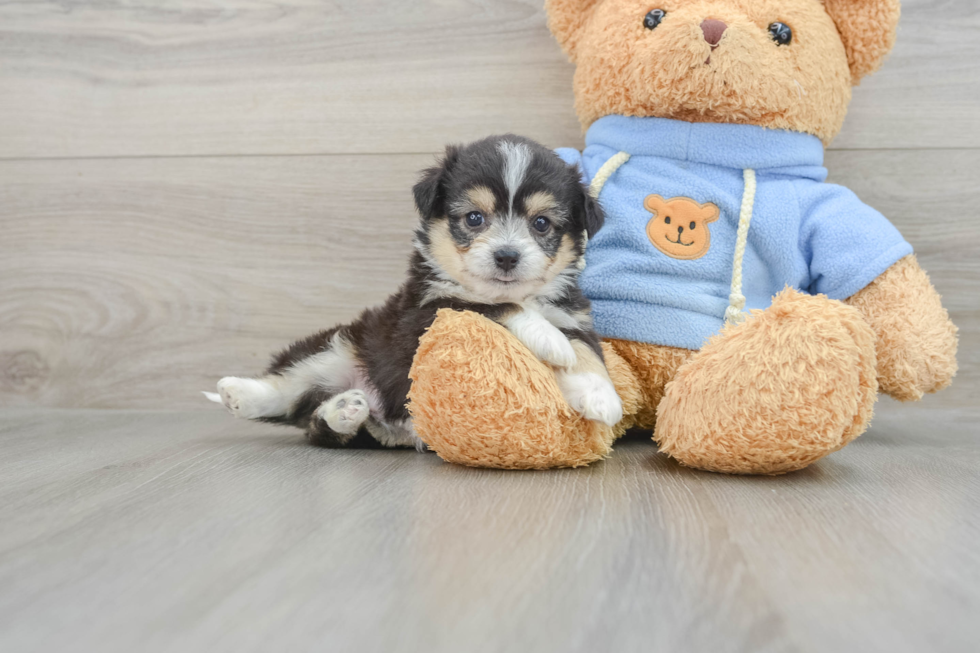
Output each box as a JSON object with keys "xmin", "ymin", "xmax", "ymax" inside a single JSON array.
[
  {"xmin": 317, "ymin": 389, "xmax": 371, "ymax": 435},
  {"xmin": 215, "ymin": 377, "xmax": 283, "ymax": 420},
  {"xmin": 557, "ymin": 372, "xmax": 624, "ymax": 427}
]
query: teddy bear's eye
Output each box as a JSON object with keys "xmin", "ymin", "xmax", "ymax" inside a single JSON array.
[
  {"xmin": 643, "ymin": 9, "xmax": 666, "ymax": 30},
  {"xmin": 769, "ymin": 22, "xmax": 792, "ymax": 46},
  {"xmin": 689, "ymin": 221, "xmax": 696, "ymax": 230},
  {"xmin": 664, "ymin": 216, "xmax": 671, "ymax": 225}
]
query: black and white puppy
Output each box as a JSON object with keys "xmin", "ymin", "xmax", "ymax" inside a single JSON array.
[{"xmin": 205, "ymin": 135, "xmax": 623, "ymax": 450}]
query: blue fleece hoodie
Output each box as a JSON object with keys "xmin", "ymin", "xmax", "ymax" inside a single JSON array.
[{"xmin": 557, "ymin": 116, "xmax": 912, "ymax": 351}]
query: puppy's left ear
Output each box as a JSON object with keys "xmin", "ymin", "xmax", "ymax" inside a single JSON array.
[
  {"xmin": 580, "ymin": 182, "xmax": 605, "ymax": 239},
  {"xmin": 413, "ymin": 145, "xmax": 461, "ymax": 219}
]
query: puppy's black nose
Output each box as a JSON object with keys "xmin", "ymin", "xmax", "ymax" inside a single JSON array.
[
  {"xmin": 677, "ymin": 226, "xmax": 684, "ymax": 234},
  {"xmin": 494, "ymin": 249, "xmax": 520, "ymax": 272}
]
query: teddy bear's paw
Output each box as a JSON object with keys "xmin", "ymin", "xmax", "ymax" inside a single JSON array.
[
  {"xmin": 557, "ymin": 372, "xmax": 624, "ymax": 427},
  {"xmin": 845, "ymin": 255, "xmax": 959, "ymax": 402}
]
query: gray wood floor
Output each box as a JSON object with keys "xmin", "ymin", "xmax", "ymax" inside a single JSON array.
[
  {"xmin": 1, "ymin": 404, "xmax": 978, "ymax": 653},
  {"xmin": 1, "ymin": 1, "xmax": 979, "ymax": 651}
]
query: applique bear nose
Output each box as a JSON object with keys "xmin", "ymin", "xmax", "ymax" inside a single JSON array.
[{"xmin": 700, "ymin": 19, "xmax": 727, "ymax": 47}]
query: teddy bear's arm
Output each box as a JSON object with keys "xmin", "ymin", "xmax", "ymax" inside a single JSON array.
[{"xmin": 844, "ymin": 255, "xmax": 958, "ymax": 401}]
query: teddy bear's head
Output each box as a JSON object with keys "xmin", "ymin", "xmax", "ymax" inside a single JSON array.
[{"xmin": 546, "ymin": 0, "xmax": 900, "ymax": 145}]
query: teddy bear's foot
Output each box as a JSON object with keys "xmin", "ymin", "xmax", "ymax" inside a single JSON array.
[
  {"xmin": 407, "ymin": 309, "xmax": 640, "ymax": 469},
  {"xmin": 655, "ymin": 288, "xmax": 878, "ymax": 475}
]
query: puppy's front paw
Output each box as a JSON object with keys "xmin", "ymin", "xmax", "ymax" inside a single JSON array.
[
  {"xmin": 216, "ymin": 377, "xmax": 281, "ymax": 419},
  {"xmin": 525, "ymin": 324, "xmax": 578, "ymax": 369},
  {"xmin": 505, "ymin": 310, "xmax": 578, "ymax": 369},
  {"xmin": 557, "ymin": 372, "xmax": 623, "ymax": 427},
  {"xmin": 317, "ymin": 389, "xmax": 370, "ymax": 435}
]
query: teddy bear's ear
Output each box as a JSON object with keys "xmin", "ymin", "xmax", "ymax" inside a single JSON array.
[
  {"xmin": 823, "ymin": 0, "xmax": 901, "ymax": 84},
  {"xmin": 545, "ymin": 0, "xmax": 603, "ymax": 62}
]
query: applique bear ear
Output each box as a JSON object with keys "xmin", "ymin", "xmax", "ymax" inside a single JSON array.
[
  {"xmin": 823, "ymin": 0, "xmax": 901, "ymax": 84},
  {"xmin": 700, "ymin": 203, "xmax": 720, "ymax": 223},
  {"xmin": 643, "ymin": 194, "xmax": 667, "ymax": 215},
  {"xmin": 545, "ymin": 0, "xmax": 602, "ymax": 63}
]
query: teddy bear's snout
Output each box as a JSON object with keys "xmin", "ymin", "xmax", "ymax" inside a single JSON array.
[{"xmin": 700, "ymin": 19, "xmax": 727, "ymax": 49}]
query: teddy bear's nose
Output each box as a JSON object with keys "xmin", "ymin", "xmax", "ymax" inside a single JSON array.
[{"xmin": 700, "ymin": 19, "xmax": 727, "ymax": 47}]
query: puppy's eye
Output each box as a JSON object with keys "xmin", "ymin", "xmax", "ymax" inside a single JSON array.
[
  {"xmin": 689, "ymin": 221, "xmax": 696, "ymax": 230},
  {"xmin": 532, "ymin": 216, "xmax": 551, "ymax": 233},
  {"xmin": 643, "ymin": 9, "xmax": 666, "ymax": 30},
  {"xmin": 465, "ymin": 211, "xmax": 484, "ymax": 227},
  {"xmin": 769, "ymin": 22, "xmax": 792, "ymax": 46},
  {"xmin": 664, "ymin": 216, "xmax": 671, "ymax": 225}
]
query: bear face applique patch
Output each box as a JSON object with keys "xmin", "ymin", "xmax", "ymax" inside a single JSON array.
[{"xmin": 644, "ymin": 195, "xmax": 720, "ymax": 260}]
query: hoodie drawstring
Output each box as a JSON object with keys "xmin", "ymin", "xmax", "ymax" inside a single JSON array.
[{"xmin": 589, "ymin": 153, "xmax": 756, "ymax": 326}]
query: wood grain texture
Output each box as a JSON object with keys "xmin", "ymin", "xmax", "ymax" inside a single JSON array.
[
  {"xmin": 1, "ymin": 149, "xmax": 977, "ymax": 410},
  {"xmin": 0, "ymin": 405, "xmax": 977, "ymax": 653},
  {"xmin": 1, "ymin": 2, "xmax": 976, "ymax": 650},
  {"xmin": 0, "ymin": 153, "xmax": 426, "ymax": 408},
  {"xmin": 0, "ymin": 0, "xmax": 978, "ymax": 159}
]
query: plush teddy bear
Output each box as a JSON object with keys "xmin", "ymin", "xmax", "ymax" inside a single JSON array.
[{"xmin": 407, "ymin": 0, "xmax": 958, "ymax": 474}]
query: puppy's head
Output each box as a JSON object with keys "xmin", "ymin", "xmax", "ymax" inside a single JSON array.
[{"xmin": 413, "ymin": 135, "xmax": 603, "ymax": 303}]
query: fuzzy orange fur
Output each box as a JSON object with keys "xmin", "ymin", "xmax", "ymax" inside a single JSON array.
[
  {"xmin": 656, "ymin": 289, "xmax": 878, "ymax": 474},
  {"xmin": 405, "ymin": 0, "xmax": 958, "ymax": 474},
  {"xmin": 846, "ymin": 255, "xmax": 958, "ymax": 401},
  {"xmin": 546, "ymin": 0, "xmax": 900, "ymax": 145},
  {"xmin": 605, "ymin": 339, "xmax": 694, "ymax": 430},
  {"xmin": 407, "ymin": 309, "xmax": 641, "ymax": 469}
]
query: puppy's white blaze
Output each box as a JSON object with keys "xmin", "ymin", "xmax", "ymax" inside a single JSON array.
[
  {"xmin": 557, "ymin": 372, "xmax": 623, "ymax": 427},
  {"xmin": 498, "ymin": 140, "xmax": 532, "ymax": 210},
  {"xmin": 216, "ymin": 377, "xmax": 289, "ymax": 419},
  {"xmin": 503, "ymin": 309, "xmax": 577, "ymax": 369}
]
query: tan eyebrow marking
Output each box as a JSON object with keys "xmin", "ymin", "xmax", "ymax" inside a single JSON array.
[
  {"xmin": 523, "ymin": 191, "xmax": 558, "ymax": 218},
  {"xmin": 465, "ymin": 186, "xmax": 497, "ymax": 215}
]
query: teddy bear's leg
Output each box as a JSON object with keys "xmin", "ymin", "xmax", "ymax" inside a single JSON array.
[
  {"xmin": 604, "ymin": 339, "xmax": 695, "ymax": 430},
  {"xmin": 407, "ymin": 309, "xmax": 641, "ymax": 469},
  {"xmin": 655, "ymin": 288, "xmax": 878, "ymax": 475}
]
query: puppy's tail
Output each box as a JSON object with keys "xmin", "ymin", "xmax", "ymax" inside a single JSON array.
[{"xmin": 202, "ymin": 391, "xmax": 223, "ymax": 404}]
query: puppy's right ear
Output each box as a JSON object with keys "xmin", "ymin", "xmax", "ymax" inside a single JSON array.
[{"xmin": 413, "ymin": 145, "xmax": 461, "ymax": 220}]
